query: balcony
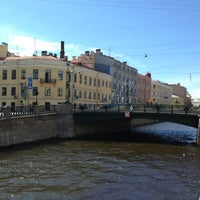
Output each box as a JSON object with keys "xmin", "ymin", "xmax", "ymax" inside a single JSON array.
[{"xmin": 40, "ymin": 78, "xmax": 56, "ymax": 83}]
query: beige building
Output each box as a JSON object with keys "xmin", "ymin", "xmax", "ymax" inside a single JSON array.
[
  {"xmin": 0, "ymin": 56, "xmax": 67, "ymax": 109},
  {"xmin": 150, "ymin": 80, "xmax": 172, "ymax": 105},
  {"xmin": 66, "ymin": 62, "xmax": 112, "ymax": 105}
]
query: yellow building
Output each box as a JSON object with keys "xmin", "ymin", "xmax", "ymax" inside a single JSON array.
[
  {"xmin": 0, "ymin": 56, "xmax": 67, "ymax": 109},
  {"xmin": 66, "ymin": 63, "xmax": 112, "ymax": 106},
  {"xmin": 150, "ymin": 80, "xmax": 172, "ymax": 105},
  {"xmin": 172, "ymin": 95, "xmax": 184, "ymax": 106}
]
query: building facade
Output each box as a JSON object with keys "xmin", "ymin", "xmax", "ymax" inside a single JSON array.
[
  {"xmin": 66, "ymin": 62, "xmax": 112, "ymax": 105},
  {"xmin": 72, "ymin": 49, "xmax": 138, "ymax": 104},
  {"xmin": 168, "ymin": 83, "xmax": 187, "ymax": 99},
  {"xmin": 172, "ymin": 95, "xmax": 185, "ymax": 106},
  {"xmin": 0, "ymin": 56, "xmax": 67, "ymax": 109},
  {"xmin": 150, "ymin": 80, "xmax": 172, "ymax": 105},
  {"xmin": 137, "ymin": 72, "xmax": 152, "ymax": 104}
]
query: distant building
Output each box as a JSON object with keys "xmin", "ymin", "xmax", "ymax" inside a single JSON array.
[
  {"xmin": 0, "ymin": 42, "xmax": 16, "ymax": 59},
  {"xmin": 192, "ymin": 98, "xmax": 200, "ymax": 107},
  {"xmin": 172, "ymin": 95, "xmax": 184, "ymax": 106},
  {"xmin": 168, "ymin": 83, "xmax": 187, "ymax": 99},
  {"xmin": 150, "ymin": 80, "xmax": 172, "ymax": 105},
  {"xmin": 72, "ymin": 49, "xmax": 138, "ymax": 104},
  {"xmin": 137, "ymin": 72, "xmax": 152, "ymax": 104},
  {"xmin": 0, "ymin": 42, "xmax": 8, "ymax": 59}
]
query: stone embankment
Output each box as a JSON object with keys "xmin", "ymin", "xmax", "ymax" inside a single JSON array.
[{"xmin": 0, "ymin": 104, "xmax": 156, "ymax": 147}]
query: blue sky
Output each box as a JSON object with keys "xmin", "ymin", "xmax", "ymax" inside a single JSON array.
[{"xmin": 0, "ymin": 0, "xmax": 200, "ymax": 98}]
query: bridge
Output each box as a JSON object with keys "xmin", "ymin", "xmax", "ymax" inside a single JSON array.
[
  {"xmin": 70, "ymin": 104, "xmax": 200, "ymax": 145},
  {"xmin": 73, "ymin": 104, "xmax": 199, "ymax": 127},
  {"xmin": 0, "ymin": 104, "xmax": 200, "ymax": 146}
]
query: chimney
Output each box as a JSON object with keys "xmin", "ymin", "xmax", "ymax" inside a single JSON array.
[
  {"xmin": 145, "ymin": 72, "xmax": 151, "ymax": 79},
  {"xmin": 41, "ymin": 51, "xmax": 47, "ymax": 56},
  {"xmin": 60, "ymin": 41, "xmax": 65, "ymax": 59},
  {"xmin": 96, "ymin": 49, "xmax": 102, "ymax": 55},
  {"xmin": 85, "ymin": 51, "xmax": 90, "ymax": 56}
]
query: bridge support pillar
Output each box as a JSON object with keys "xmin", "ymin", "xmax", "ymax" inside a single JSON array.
[{"xmin": 196, "ymin": 117, "xmax": 200, "ymax": 146}]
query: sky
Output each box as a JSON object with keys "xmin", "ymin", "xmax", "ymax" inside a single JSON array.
[{"xmin": 0, "ymin": 0, "xmax": 200, "ymax": 98}]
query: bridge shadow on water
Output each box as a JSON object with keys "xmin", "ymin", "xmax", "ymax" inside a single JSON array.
[{"xmin": 76, "ymin": 122, "xmax": 197, "ymax": 146}]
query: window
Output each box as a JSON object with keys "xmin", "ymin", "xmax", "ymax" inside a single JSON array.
[
  {"xmin": 93, "ymin": 92, "xmax": 96, "ymax": 99},
  {"xmin": 74, "ymin": 89, "xmax": 77, "ymax": 99},
  {"xmin": 74, "ymin": 73, "xmax": 77, "ymax": 83},
  {"xmin": 2, "ymin": 87, "xmax": 7, "ymax": 96},
  {"xmin": 84, "ymin": 76, "xmax": 87, "ymax": 85},
  {"xmin": 11, "ymin": 87, "xmax": 16, "ymax": 96},
  {"xmin": 79, "ymin": 90, "xmax": 82, "ymax": 98},
  {"xmin": 45, "ymin": 69, "xmax": 51, "ymax": 82},
  {"xmin": 79, "ymin": 74, "xmax": 82, "ymax": 84},
  {"xmin": 45, "ymin": 87, "xmax": 51, "ymax": 96},
  {"xmin": 102, "ymin": 80, "xmax": 104, "ymax": 87},
  {"xmin": 58, "ymin": 70, "xmax": 63, "ymax": 80},
  {"xmin": 84, "ymin": 91, "xmax": 87, "ymax": 99},
  {"xmin": 32, "ymin": 87, "xmax": 38, "ymax": 96},
  {"xmin": 89, "ymin": 77, "xmax": 92, "ymax": 86},
  {"xmin": 57, "ymin": 88, "xmax": 63, "ymax": 96},
  {"xmin": 11, "ymin": 70, "xmax": 16, "ymax": 80},
  {"xmin": 33, "ymin": 69, "xmax": 39, "ymax": 79},
  {"xmin": 94, "ymin": 78, "xmax": 96, "ymax": 86},
  {"xmin": 2, "ymin": 70, "xmax": 7, "ymax": 80},
  {"xmin": 98, "ymin": 79, "xmax": 100, "ymax": 87},
  {"xmin": 21, "ymin": 69, "xmax": 26, "ymax": 79},
  {"xmin": 89, "ymin": 91, "xmax": 92, "ymax": 99},
  {"xmin": 97, "ymin": 93, "xmax": 100, "ymax": 100}
]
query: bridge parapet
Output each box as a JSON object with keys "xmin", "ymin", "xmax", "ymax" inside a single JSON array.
[{"xmin": 71, "ymin": 103, "xmax": 199, "ymax": 115}]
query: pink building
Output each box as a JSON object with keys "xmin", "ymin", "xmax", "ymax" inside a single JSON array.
[{"xmin": 137, "ymin": 72, "xmax": 152, "ymax": 104}]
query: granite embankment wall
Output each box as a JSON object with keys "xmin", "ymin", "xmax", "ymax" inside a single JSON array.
[
  {"xmin": 0, "ymin": 104, "xmax": 157, "ymax": 147},
  {"xmin": 0, "ymin": 114, "xmax": 59, "ymax": 147}
]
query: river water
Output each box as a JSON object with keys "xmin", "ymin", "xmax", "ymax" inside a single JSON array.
[{"xmin": 0, "ymin": 122, "xmax": 200, "ymax": 200}]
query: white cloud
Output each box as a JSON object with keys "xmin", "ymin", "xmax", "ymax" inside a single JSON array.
[
  {"xmin": 5, "ymin": 34, "xmax": 92, "ymax": 59},
  {"xmin": 7, "ymin": 35, "xmax": 59, "ymax": 56}
]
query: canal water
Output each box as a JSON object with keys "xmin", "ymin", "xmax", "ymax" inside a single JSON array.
[{"xmin": 0, "ymin": 122, "xmax": 200, "ymax": 200}]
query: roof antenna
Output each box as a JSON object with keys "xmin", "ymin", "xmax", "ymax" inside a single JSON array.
[{"xmin": 33, "ymin": 37, "xmax": 37, "ymax": 56}]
